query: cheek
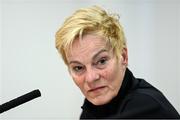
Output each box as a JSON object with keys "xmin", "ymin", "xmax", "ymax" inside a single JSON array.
[
  {"xmin": 100, "ymin": 66, "xmax": 116, "ymax": 82},
  {"xmin": 100, "ymin": 61, "xmax": 121, "ymax": 83},
  {"xmin": 71, "ymin": 75, "xmax": 85, "ymax": 88}
]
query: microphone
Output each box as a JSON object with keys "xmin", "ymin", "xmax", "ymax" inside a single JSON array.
[{"xmin": 0, "ymin": 89, "xmax": 41, "ymax": 113}]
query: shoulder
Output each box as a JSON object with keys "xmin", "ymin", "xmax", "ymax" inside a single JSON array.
[
  {"xmin": 119, "ymin": 87, "xmax": 180, "ymax": 118},
  {"xmin": 122, "ymin": 90, "xmax": 162, "ymax": 113},
  {"xmin": 128, "ymin": 78, "xmax": 173, "ymax": 110}
]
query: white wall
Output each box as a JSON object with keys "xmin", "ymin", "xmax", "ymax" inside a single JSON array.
[
  {"xmin": 1, "ymin": 0, "xmax": 180, "ymax": 119},
  {"xmin": 0, "ymin": 0, "xmax": 2, "ymax": 108}
]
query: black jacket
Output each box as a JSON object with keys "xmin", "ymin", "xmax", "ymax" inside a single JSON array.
[{"xmin": 80, "ymin": 68, "xmax": 180, "ymax": 119}]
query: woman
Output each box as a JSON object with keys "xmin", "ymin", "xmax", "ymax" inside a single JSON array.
[{"xmin": 55, "ymin": 6, "xmax": 180, "ymax": 119}]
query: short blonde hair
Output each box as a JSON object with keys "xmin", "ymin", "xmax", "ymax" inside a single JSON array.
[{"xmin": 55, "ymin": 6, "xmax": 126, "ymax": 64}]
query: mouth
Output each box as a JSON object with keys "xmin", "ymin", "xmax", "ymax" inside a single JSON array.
[{"xmin": 88, "ymin": 86, "xmax": 107, "ymax": 92}]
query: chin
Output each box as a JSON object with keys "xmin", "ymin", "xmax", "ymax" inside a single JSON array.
[{"xmin": 88, "ymin": 95, "xmax": 113, "ymax": 106}]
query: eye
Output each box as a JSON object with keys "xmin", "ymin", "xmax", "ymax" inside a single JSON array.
[
  {"xmin": 95, "ymin": 57, "xmax": 109, "ymax": 69},
  {"xmin": 72, "ymin": 66, "xmax": 84, "ymax": 72},
  {"xmin": 97, "ymin": 58, "xmax": 107, "ymax": 65}
]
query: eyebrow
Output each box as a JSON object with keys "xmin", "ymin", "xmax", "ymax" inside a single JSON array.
[
  {"xmin": 69, "ymin": 61, "xmax": 82, "ymax": 65},
  {"xmin": 68, "ymin": 49, "xmax": 108, "ymax": 65},
  {"xmin": 92, "ymin": 49, "xmax": 108, "ymax": 60}
]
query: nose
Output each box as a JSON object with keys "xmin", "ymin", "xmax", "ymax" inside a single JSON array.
[{"xmin": 85, "ymin": 67, "xmax": 100, "ymax": 84}]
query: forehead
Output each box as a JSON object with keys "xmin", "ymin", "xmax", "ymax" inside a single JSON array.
[
  {"xmin": 75, "ymin": 34, "xmax": 107, "ymax": 48},
  {"xmin": 66, "ymin": 34, "xmax": 109, "ymax": 61}
]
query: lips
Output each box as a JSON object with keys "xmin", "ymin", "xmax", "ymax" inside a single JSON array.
[{"xmin": 88, "ymin": 86, "xmax": 106, "ymax": 92}]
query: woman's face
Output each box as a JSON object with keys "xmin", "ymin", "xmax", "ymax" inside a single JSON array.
[{"xmin": 66, "ymin": 34, "xmax": 128, "ymax": 105}]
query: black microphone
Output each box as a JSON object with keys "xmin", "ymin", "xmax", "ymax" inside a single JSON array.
[{"xmin": 0, "ymin": 89, "xmax": 41, "ymax": 113}]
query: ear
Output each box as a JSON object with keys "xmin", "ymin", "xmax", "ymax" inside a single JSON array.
[{"xmin": 121, "ymin": 48, "xmax": 128, "ymax": 66}]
